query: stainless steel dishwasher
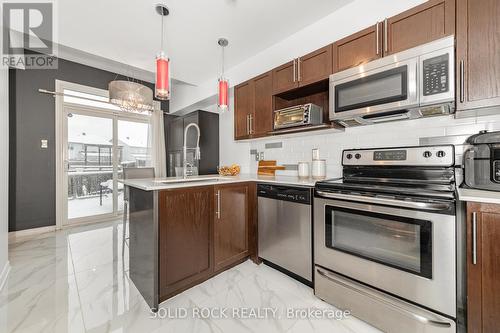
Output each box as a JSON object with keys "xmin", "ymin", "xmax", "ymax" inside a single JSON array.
[{"xmin": 258, "ymin": 183, "xmax": 313, "ymax": 284}]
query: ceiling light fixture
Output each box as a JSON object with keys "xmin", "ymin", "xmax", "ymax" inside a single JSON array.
[
  {"xmin": 108, "ymin": 80, "xmax": 154, "ymax": 114},
  {"xmin": 155, "ymin": 4, "xmax": 171, "ymax": 101},
  {"xmin": 217, "ymin": 38, "xmax": 229, "ymax": 111}
]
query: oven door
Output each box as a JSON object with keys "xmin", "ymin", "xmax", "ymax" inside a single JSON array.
[
  {"xmin": 329, "ymin": 57, "xmax": 418, "ymax": 121},
  {"xmin": 314, "ymin": 195, "xmax": 456, "ymax": 317}
]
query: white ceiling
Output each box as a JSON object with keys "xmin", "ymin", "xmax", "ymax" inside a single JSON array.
[{"xmin": 57, "ymin": 0, "xmax": 351, "ymax": 85}]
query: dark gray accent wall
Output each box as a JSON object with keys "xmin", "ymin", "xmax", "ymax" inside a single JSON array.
[{"xmin": 9, "ymin": 57, "xmax": 168, "ymax": 231}]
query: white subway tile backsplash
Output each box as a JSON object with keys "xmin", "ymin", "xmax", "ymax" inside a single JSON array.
[
  {"xmin": 246, "ymin": 114, "xmax": 500, "ymax": 176},
  {"xmin": 445, "ymin": 124, "xmax": 485, "ymax": 136},
  {"xmin": 474, "ymin": 114, "xmax": 500, "ymax": 124}
]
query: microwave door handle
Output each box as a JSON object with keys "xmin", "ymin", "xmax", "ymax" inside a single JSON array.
[{"xmin": 315, "ymin": 191, "xmax": 451, "ymax": 211}]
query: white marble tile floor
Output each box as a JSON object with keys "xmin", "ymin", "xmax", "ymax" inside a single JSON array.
[{"xmin": 0, "ymin": 220, "xmax": 381, "ymax": 333}]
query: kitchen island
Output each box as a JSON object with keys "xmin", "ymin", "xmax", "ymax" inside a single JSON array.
[{"xmin": 120, "ymin": 174, "xmax": 317, "ymax": 310}]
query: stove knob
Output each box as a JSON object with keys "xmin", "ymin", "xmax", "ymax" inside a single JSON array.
[
  {"xmin": 423, "ymin": 151, "xmax": 432, "ymax": 158},
  {"xmin": 355, "ymin": 153, "xmax": 362, "ymax": 159},
  {"xmin": 346, "ymin": 153, "xmax": 353, "ymax": 159},
  {"xmin": 436, "ymin": 150, "xmax": 446, "ymax": 158}
]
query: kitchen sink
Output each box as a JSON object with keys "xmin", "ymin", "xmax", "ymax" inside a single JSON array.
[{"xmin": 157, "ymin": 176, "xmax": 233, "ymax": 185}]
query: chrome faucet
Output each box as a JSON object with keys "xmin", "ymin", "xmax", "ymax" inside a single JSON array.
[{"xmin": 183, "ymin": 123, "xmax": 201, "ymax": 179}]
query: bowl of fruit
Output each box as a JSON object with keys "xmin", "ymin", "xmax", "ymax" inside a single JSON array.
[{"xmin": 218, "ymin": 164, "xmax": 241, "ymax": 176}]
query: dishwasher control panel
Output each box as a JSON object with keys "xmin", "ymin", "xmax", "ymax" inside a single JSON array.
[{"xmin": 257, "ymin": 184, "xmax": 312, "ymax": 205}]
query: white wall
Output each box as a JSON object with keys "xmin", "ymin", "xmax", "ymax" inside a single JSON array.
[
  {"xmin": 171, "ymin": 0, "xmax": 426, "ymax": 113},
  {"xmin": 0, "ymin": 66, "xmax": 9, "ymax": 287},
  {"xmin": 203, "ymin": 94, "xmax": 252, "ymax": 174}
]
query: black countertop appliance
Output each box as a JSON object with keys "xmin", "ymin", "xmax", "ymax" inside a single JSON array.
[{"xmin": 464, "ymin": 130, "xmax": 500, "ymax": 191}]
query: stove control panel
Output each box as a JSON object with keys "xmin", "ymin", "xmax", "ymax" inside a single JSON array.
[{"xmin": 343, "ymin": 145, "xmax": 455, "ymax": 166}]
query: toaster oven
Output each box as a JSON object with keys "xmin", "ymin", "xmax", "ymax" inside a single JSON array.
[{"xmin": 273, "ymin": 103, "xmax": 323, "ymax": 130}]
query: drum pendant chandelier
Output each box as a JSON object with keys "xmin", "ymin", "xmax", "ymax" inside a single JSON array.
[
  {"xmin": 108, "ymin": 80, "xmax": 154, "ymax": 113},
  {"xmin": 155, "ymin": 4, "xmax": 171, "ymax": 100},
  {"xmin": 217, "ymin": 38, "xmax": 229, "ymax": 111}
]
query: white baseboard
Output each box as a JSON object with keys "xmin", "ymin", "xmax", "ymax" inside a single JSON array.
[
  {"xmin": 0, "ymin": 261, "xmax": 10, "ymax": 291},
  {"xmin": 8, "ymin": 225, "xmax": 56, "ymax": 244}
]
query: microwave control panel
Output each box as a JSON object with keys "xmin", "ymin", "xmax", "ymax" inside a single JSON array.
[{"xmin": 422, "ymin": 54, "xmax": 449, "ymax": 96}]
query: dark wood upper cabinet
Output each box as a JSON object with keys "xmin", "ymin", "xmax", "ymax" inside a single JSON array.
[
  {"xmin": 272, "ymin": 60, "xmax": 299, "ymax": 95},
  {"xmin": 333, "ymin": 23, "xmax": 382, "ymax": 73},
  {"xmin": 158, "ymin": 187, "xmax": 213, "ymax": 299},
  {"xmin": 298, "ymin": 45, "xmax": 333, "ymax": 86},
  {"xmin": 385, "ymin": 0, "xmax": 455, "ymax": 55},
  {"xmin": 234, "ymin": 80, "xmax": 254, "ymax": 140},
  {"xmin": 252, "ymin": 71, "xmax": 273, "ymax": 137},
  {"xmin": 467, "ymin": 202, "xmax": 500, "ymax": 333},
  {"xmin": 214, "ymin": 183, "xmax": 250, "ymax": 272},
  {"xmin": 456, "ymin": 0, "xmax": 500, "ymax": 111}
]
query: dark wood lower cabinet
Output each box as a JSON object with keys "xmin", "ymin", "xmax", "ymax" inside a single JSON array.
[
  {"xmin": 214, "ymin": 183, "xmax": 250, "ymax": 271},
  {"xmin": 158, "ymin": 183, "xmax": 257, "ymax": 302},
  {"xmin": 467, "ymin": 202, "xmax": 500, "ymax": 333},
  {"xmin": 158, "ymin": 187, "xmax": 214, "ymax": 300}
]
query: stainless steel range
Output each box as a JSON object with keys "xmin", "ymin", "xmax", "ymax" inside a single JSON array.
[{"xmin": 314, "ymin": 145, "xmax": 465, "ymax": 333}]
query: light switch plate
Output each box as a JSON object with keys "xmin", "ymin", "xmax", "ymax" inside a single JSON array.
[{"xmin": 40, "ymin": 139, "xmax": 48, "ymax": 149}]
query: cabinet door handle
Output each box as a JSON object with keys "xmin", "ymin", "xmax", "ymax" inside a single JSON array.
[
  {"xmin": 460, "ymin": 60, "xmax": 465, "ymax": 103},
  {"xmin": 384, "ymin": 18, "xmax": 388, "ymax": 53},
  {"xmin": 376, "ymin": 22, "xmax": 380, "ymax": 55},
  {"xmin": 297, "ymin": 58, "xmax": 301, "ymax": 82},
  {"xmin": 472, "ymin": 212, "xmax": 477, "ymax": 265},
  {"xmin": 250, "ymin": 114, "xmax": 254, "ymax": 134},
  {"xmin": 246, "ymin": 114, "xmax": 250, "ymax": 135},
  {"xmin": 293, "ymin": 59, "xmax": 297, "ymax": 83},
  {"xmin": 215, "ymin": 190, "xmax": 221, "ymax": 219}
]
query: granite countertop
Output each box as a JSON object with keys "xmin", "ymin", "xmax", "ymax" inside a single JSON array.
[
  {"xmin": 458, "ymin": 187, "xmax": 500, "ymax": 205},
  {"xmin": 119, "ymin": 173, "xmax": 321, "ymax": 191}
]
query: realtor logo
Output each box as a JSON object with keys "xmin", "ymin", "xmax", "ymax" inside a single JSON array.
[{"xmin": 2, "ymin": 2, "xmax": 57, "ymax": 69}]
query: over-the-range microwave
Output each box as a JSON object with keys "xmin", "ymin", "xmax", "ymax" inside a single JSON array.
[{"xmin": 330, "ymin": 36, "xmax": 455, "ymax": 127}]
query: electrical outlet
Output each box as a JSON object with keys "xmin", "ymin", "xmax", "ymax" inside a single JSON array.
[
  {"xmin": 259, "ymin": 152, "xmax": 264, "ymax": 160},
  {"xmin": 40, "ymin": 139, "xmax": 48, "ymax": 149}
]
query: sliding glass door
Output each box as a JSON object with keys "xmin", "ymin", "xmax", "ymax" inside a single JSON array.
[
  {"xmin": 63, "ymin": 106, "xmax": 151, "ymax": 225},
  {"xmin": 66, "ymin": 112, "xmax": 115, "ymax": 220}
]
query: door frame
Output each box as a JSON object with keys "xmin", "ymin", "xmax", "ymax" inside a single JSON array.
[{"xmin": 55, "ymin": 80, "xmax": 154, "ymax": 228}]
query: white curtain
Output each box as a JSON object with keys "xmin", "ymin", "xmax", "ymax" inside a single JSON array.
[{"xmin": 150, "ymin": 101, "xmax": 167, "ymax": 178}]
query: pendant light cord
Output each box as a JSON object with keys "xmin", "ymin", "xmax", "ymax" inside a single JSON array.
[
  {"xmin": 221, "ymin": 45, "xmax": 225, "ymax": 77},
  {"xmin": 160, "ymin": 13, "xmax": 164, "ymax": 52}
]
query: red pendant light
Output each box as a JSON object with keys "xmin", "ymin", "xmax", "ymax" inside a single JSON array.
[
  {"xmin": 218, "ymin": 78, "xmax": 228, "ymax": 110},
  {"xmin": 155, "ymin": 4, "xmax": 171, "ymax": 101},
  {"xmin": 156, "ymin": 52, "xmax": 170, "ymax": 100},
  {"xmin": 217, "ymin": 38, "xmax": 229, "ymax": 111}
]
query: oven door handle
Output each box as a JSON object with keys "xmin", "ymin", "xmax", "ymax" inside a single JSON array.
[
  {"xmin": 316, "ymin": 268, "xmax": 452, "ymax": 328},
  {"xmin": 315, "ymin": 190, "xmax": 451, "ymax": 211}
]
